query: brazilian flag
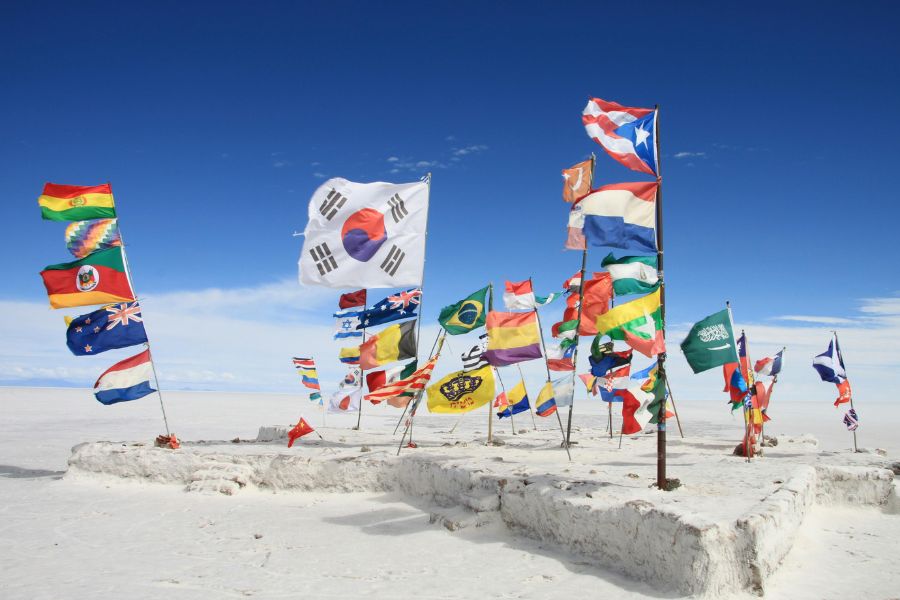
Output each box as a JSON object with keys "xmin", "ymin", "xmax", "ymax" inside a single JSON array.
[{"xmin": 438, "ymin": 286, "xmax": 489, "ymax": 335}]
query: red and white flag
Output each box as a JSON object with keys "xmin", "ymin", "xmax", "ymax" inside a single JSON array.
[{"xmin": 365, "ymin": 356, "xmax": 439, "ymax": 408}]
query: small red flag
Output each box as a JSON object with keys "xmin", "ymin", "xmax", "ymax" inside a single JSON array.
[
  {"xmin": 834, "ymin": 380, "xmax": 852, "ymax": 407},
  {"xmin": 287, "ymin": 417, "xmax": 315, "ymax": 447},
  {"xmin": 339, "ymin": 289, "xmax": 367, "ymax": 309}
]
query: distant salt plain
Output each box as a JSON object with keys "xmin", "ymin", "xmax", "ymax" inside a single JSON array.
[{"xmin": 1, "ymin": 387, "xmax": 898, "ymax": 599}]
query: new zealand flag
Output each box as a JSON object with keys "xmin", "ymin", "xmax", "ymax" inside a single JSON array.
[{"xmin": 66, "ymin": 301, "xmax": 148, "ymax": 356}]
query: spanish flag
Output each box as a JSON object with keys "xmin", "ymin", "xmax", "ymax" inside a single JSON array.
[
  {"xmin": 483, "ymin": 311, "xmax": 542, "ymax": 367},
  {"xmin": 38, "ymin": 183, "xmax": 117, "ymax": 222},
  {"xmin": 39, "ymin": 247, "xmax": 135, "ymax": 309},
  {"xmin": 359, "ymin": 321, "xmax": 417, "ymax": 370}
]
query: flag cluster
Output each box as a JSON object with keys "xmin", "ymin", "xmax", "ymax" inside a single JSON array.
[{"xmin": 36, "ymin": 183, "xmax": 156, "ymax": 406}]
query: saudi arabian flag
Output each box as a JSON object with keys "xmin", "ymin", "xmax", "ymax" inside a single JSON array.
[
  {"xmin": 680, "ymin": 309, "xmax": 738, "ymax": 373},
  {"xmin": 601, "ymin": 253, "xmax": 659, "ymax": 296},
  {"xmin": 438, "ymin": 286, "xmax": 489, "ymax": 335}
]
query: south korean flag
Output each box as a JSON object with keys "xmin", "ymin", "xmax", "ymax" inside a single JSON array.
[{"xmin": 299, "ymin": 177, "xmax": 429, "ymax": 289}]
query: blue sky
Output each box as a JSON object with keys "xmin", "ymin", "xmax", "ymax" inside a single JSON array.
[{"xmin": 1, "ymin": 1, "xmax": 899, "ymax": 407}]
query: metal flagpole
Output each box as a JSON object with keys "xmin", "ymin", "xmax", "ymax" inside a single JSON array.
[
  {"xmin": 665, "ymin": 379, "xmax": 685, "ymax": 438},
  {"xmin": 397, "ymin": 330, "xmax": 445, "ymax": 455},
  {"xmin": 516, "ymin": 363, "xmax": 538, "ymax": 430},
  {"xmin": 115, "ymin": 212, "xmax": 170, "ymax": 437},
  {"xmin": 652, "ymin": 107, "xmax": 670, "ymax": 490},
  {"xmin": 834, "ymin": 331, "xmax": 859, "ymax": 452},
  {"xmin": 529, "ymin": 278, "xmax": 571, "ymax": 458}
]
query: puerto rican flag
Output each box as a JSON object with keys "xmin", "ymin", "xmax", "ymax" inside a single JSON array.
[
  {"xmin": 754, "ymin": 349, "xmax": 784, "ymax": 377},
  {"xmin": 93, "ymin": 348, "xmax": 156, "ymax": 405},
  {"xmin": 582, "ymin": 98, "xmax": 658, "ymax": 176}
]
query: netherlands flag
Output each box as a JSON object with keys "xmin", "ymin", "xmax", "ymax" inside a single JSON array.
[
  {"xmin": 93, "ymin": 348, "xmax": 156, "ymax": 405},
  {"xmin": 582, "ymin": 98, "xmax": 658, "ymax": 176},
  {"xmin": 578, "ymin": 182, "xmax": 658, "ymax": 253}
]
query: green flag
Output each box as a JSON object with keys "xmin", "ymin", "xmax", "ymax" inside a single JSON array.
[
  {"xmin": 680, "ymin": 309, "xmax": 738, "ymax": 373},
  {"xmin": 600, "ymin": 253, "xmax": 660, "ymax": 296},
  {"xmin": 438, "ymin": 286, "xmax": 489, "ymax": 335}
]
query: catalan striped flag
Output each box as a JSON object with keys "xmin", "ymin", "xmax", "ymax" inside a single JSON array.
[
  {"xmin": 38, "ymin": 183, "xmax": 117, "ymax": 222},
  {"xmin": 293, "ymin": 357, "xmax": 321, "ymax": 401},
  {"xmin": 65, "ymin": 218, "xmax": 122, "ymax": 259}
]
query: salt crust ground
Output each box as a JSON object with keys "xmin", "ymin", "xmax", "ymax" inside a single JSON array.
[
  {"xmin": 68, "ymin": 418, "xmax": 899, "ymax": 597},
  {"xmin": 4, "ymin": 388, "xmax": 900, "ymax": 599}
]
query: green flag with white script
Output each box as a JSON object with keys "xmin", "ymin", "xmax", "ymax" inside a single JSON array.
[{"xmin": 680, "ymin": 309, "xmax": 738, "ymax": 373}]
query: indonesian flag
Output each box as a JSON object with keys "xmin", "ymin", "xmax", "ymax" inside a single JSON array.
[
  {"xmin": 287, "ymin": 417, "xmax": 315, "ymax": 447},
  {"xmin": 503, "ymin": 279, "xmax": 536, "ymax": 310}
]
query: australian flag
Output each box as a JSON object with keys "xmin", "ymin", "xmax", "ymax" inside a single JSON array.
[
  {"xmin": 357, "ymin": 288, "xmax": 421, "ymax": 329},
  {"xmin": 66, "ymin": 301, "xmax": 148, "ymax": 356}
]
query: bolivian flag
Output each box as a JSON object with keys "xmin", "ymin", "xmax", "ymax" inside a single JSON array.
[
  {"xmin": 38, "ymin": 183, "xmax": 117, "ymax": 222},
  {"xmin": 426, "ymin": 365, "xmax": 495, "ymax": 414},
  {"xmin": 39, "ymin": 247, "xmax": 135, "ymax": 309},
  {"xmin": 359, "ymin": 321, "xmax": 417, "ymax": 370}
]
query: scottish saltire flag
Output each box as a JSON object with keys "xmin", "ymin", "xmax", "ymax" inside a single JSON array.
[
  {"xmin": 754, "ymin": 349, "xmax": 784, "ymax": 377},
  {"xmin": 843, "ymin": 408, "xmax": 859, "ymax": 431},
  {"xmin": 578, "ymin": 182, "xmax": 658, "ymax": 253},
  {"xmin": 66, "ymin": 302, "xmax": 148, "ymax": 356},
  {"xmin": 65, "ymin": 218, "xmax": 121, "ymax": 259},
  {"xmin": 357, "ymin": 288, "xmax": 421, "ymax": 329},
  {"xmin": 333, "ymin": 309, "xmax": 362, "ymax": 339},
  {"xmin": 93, "ymin": 349, "xmax": 156, "ymax": 405},
  {"xmin": 582, "ymin": 98, "xmax": 658, "ymax": 176},
  {"xmin": 299, "ymin": 178, "xmax": 428, "ymax": 289},
  {"xmin": 813, "ymin": 337, "xmax": 847, "ymax": 384}
]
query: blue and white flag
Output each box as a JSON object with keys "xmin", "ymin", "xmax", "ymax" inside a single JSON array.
[
  {"xmin": 357, "ymin": 288, "xmax": 421, "ymax": 329},
  {"xmin": 93, "ymin": 349, "xmax": 156, "ymax": 405},
  {"xmin": 333, "ymin": 309, "xmax": 363, "ymax": 339},
  {"xmin": 66, "ymin": 302, "xmax": 148, "ymax": 356},
  {"xmin": 813, "ymin": 337, "xmax": 846, "ymax": 384},
  {"xmin": 754, "ymin": 349, "xmax": 784, "ymax": 377}
]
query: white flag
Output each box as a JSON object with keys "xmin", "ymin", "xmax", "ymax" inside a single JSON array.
[{"xmin": 299, "ymin": 178, "xmax": 428, "ymax": 289}]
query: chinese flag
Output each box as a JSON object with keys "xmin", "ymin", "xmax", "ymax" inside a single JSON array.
[{"xmin": 287, "ymin": 417, "xmax": 315, "ymax": 447}]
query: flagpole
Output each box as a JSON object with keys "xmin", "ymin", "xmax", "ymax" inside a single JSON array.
[
  {"xmin": 116, "ymin": 217, "xmax": 171, "ymax": 437},
  {"xmin": 516, "ymin": 363, "xmax": 538, "ymax": 430},
  {"xmin": 355, "ymin": 323, "xmax": 367, "ymax": 430},
  {"xmin": 665, "ymin": 379, "xmax": 685, "ymax": 438},
  {"xmin": 741, "ymin": 329, "xmax": 756, "ymax": 462},
  {"xmin": 760, "ymin": 346, "xmax": 785, "ymax": 449},
  {"xmin": 529, "ymin": 278, "xmax": 571, "ymax": 457},
  {"xmin": 652, "ymin": 106, "xmax": 670, "ymax": 490},
  {"xmin": 415, "ymin": 173, "xmax": 432, "ymax": 364},
  {"xmin": 397, "ymin": 330, "xmax": 445, "ymax": 455},
  {"xmin": 392, "ymin": 328, "xmax": 442, "ymax": 436},
  {"xmin": 493, "ymin": 367, "xmax": 515, "ymax": 436},
  {"xmin": 565, "ymin": 235, "xmax": 588, "ymax": 449},
  {"xmin": 834, "ymin": 331, "xmax": 858, "ymax": 452},
  {"xmin": 726, "ymin": 302, "xmax": 749, "ymax": 461}
]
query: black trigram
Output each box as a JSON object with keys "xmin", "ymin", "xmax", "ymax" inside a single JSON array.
[
  {"xmin": 318, "ymin": 189, "xmax": 347, "ymax": 220},
  {"xmin": 387, "ymin": 193, "xmax": 408, "ymax": 223},
  {"xmin": 310, "ymin": 242, "xmax": 338, "ymax": 275},
  {"xmin": 380, "ymin": 244, "xmax": 405, "ymax": 276}
]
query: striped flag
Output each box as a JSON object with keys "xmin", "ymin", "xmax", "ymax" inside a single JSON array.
[
  {"xmin": 843, "ymin": 408, "xmax": 859, "ymax": 431},
  {"xmin": 293, "ymin": 357, "xmax": 321, "ymax": 402},
  {"xmin": 461, "ymin": 333, "xmax": 488, "ymax": 371},
  {"xmin": 364, "ymin": 355, "xmax": 439, "ymax": 407}
]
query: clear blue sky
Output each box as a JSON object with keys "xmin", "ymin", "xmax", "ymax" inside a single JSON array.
[{"xmin": 2, "ymin": 1, "xmax": 899, "ymax": 398}]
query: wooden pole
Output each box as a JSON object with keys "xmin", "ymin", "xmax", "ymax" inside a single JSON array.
[
  {"xmin": 741, "ymin": 329, "xmax": 755, "ymax": 462},
  {"xmin": 651, "ymin": 107, "xmax": 669, "ymax": 490},
  {"xmin": 529, "ymin": 278, "xmax": 571, "ymax": 457},
  {"xmin": 516, "ymin": 363, "xmax": 538, "ymax": 430},
  {"xmin": 355, "ymin": 324, "xmax": 367, "ymax": 430},
  {"xmin": 565, "ymin": 247, "xmax": 588, "ymax": 447},
  {"xmin": 759, "ymin": 347, "xmax": 785, "ymax": 446},
  {"xmin": 494, "ymin": 366, "xmax": 515, "ymax": 435},
  {"xmin": 397, "ymin": 330, "xmax": 446, "ymax": 455},
  {"xmin": 665, "ymin": 379, "xmax": 685, "ymax": 438}
]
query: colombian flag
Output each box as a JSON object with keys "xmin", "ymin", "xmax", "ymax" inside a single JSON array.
[
  {"xmin": 535, "ymin": 381, "xmax": 557, "ymax": 417},
  {"xmin": 39, "ymin": 247, "xmax": 135, "ymax": 309},
  {"xmin": 38, "ymin": 183, "xmax": 117, "ymax": 222}
]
